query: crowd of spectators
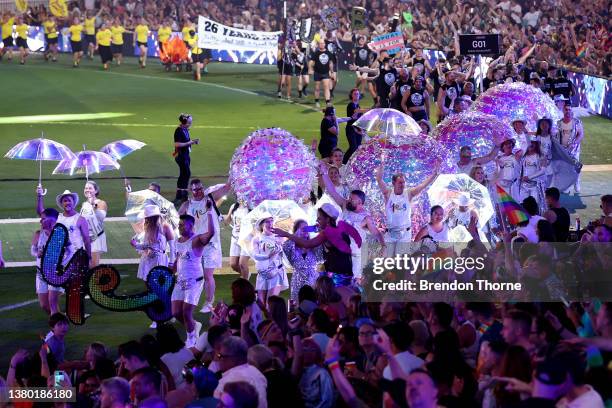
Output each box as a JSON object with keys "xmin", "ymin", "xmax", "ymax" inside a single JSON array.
[{"xmin": 30, "ymin": 0, "xmax": 607, "ymax": 77}]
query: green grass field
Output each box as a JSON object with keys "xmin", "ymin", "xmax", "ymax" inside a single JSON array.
[{"xmin": 0, "ymin": 53, "xmax": 610, "ymax": 374}]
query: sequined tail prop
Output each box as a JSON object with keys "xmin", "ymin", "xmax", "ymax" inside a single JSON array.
[
  {"xmin": 159, "ymin": 36, "xmax": 189, "ymax": 65},
  {"xmin": 41, "ymin": 224, "xmax": 175, "ymax": 325}
]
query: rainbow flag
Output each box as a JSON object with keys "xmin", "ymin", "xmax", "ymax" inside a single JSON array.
[{"xmin": 496, "ymin": 184, "xmax": 529, "ymax": 225}]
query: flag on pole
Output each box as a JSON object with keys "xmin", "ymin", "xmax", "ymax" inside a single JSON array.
[
  {"xmin": 496, "ymin": 184, "xmax": 529, "ymax": 225},
  {"xmin": 49, "ymin": 0, "xmax": 68, "ymax": 17}
]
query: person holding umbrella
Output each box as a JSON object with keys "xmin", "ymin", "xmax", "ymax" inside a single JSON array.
[{"xmin": 80, "ymin": 181, "xmax": 108, "ymax": 267}]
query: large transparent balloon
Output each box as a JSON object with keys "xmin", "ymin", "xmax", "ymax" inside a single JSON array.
[
  {"xmin": 470, "ymin": 82, "xmax": 562, "ymax": 132},
  {"xmin": 229, "ymin": 128, "xmax": 317, "ymax": 208},
  {"xmin": 344, "ymin": 135, "xmax": 455, "ymax": 231}
]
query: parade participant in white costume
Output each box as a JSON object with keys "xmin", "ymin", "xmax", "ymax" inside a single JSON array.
[
  {"xmin": 179, "ymin": 178, "xmax": 231, "ymax": 313},
  {"xmin": 227, "ymin": 201, "xmax": 251, "ymax": 280},
  {"xmin": 251, "ymin": 213, "xmax": 289, "ymax": 304},
  {"xmin": 50, "ymin": 190, "xmax": 92, "ymax": 265},
  {"xmin": 511, "ymin": 118, "xmax": 530, "ymax": 155},
  {"xmin": 554, "ymin": 104, "xmax": 584, "ymax": 194},
  {"xmin": 456, "ymin": 144, "xmax": 500, "ymax": 175},
  {"xmin": 535, "ymin": 118, "xmax": 554, "ymax": 187},
  {"xmin": 375, "ymin": 165, "xmax": 438, "ymax": 256},
  {"xmin": 131, "ymin": 205, "xmax": 176, "ymax": 280},
  {"xmin": 496, "ymin": 139, "xmax": 521, "ymax": 200},
  {"xmin": 80, "ymin": 181, "xmax": 107, "ymax": 267},
  {"xmin": 173, "ymin": 213, "xmax": 214, "ymax": 347},
  {"xmin": 130, "ymin": 204, "xmax": 175, "ymax": 328},
  {"xmin": 31, "ymin": 208, "xmax": 65, "ymax": 315},
  {"xmin": 414, "ymin": 205, "xmax": 450, "ymax": 243},
  {"xmin": 447, "ymin": 193, "xmax": 486, "ymax": 242},
  {"xmin": 319, "ymin": 163, "xmax": 384, "ymax": 281},
  {"xmin": 518, "ymin": 140, "xmax": 547, "ymax": 212}
]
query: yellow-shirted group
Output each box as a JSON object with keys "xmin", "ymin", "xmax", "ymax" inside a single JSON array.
[{"xmin": 1, "ymin": 11, "xmax": 211, "ymax": 79}]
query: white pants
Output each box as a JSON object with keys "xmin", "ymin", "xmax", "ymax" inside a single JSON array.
[
  {"xmin": 229, "ymin": 237, "xmax": 248, "ymax": 257},
  {"xmin": 36, "ymin": 272, "xmax": 65, "ymax": 294},
  {"xmin": 384, "ymin": 229, "xmax": 412, "ymax": 257}
]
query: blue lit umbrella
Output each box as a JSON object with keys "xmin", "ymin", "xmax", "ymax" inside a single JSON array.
[
  {"xmin": 100, "ymin": 139, "xmax": 146, "ymax": 160},
  {"xmin": 100, "ymin": 139, "xmax": 146, "ymax": 190},
  {"xmin": 353, "ymin": 108, "xmax": 422, "ymax": 145},
  {"xmin": 4, "ymin": 136, "xmax": 76, "ymax": 195},
  {"xmin": 53, "ymin": 147, "xmax": 120, "ymax": 181}
]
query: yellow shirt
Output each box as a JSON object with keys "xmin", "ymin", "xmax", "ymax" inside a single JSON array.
[
  {"xmin": 16, "ymin": 23, "xmax": 28, "ymax": 39},
  {"xmin": 69, "ymin": 24, "xmax": 83, "ymax": 42},
  {"xmin": 157, "ymin": 26, "xmax": 171, "ymax": 43},
  {"xmin": 181, "ymin": 25, "xmax": 195, "ymax": 41},
  {"xmin": 135, "ymin": 24, "xmax": 148, "ymax": 43},
  {"xmin": 187, "ymin": 35, "xmax": 201, "ymax": 54},
  {"xmin": 84, "ymin": 17, "xmax": 96, "ymax": 35},
  {"xmin": 1, "ymin": 17, "xmax": 14, "ymax": 39},
  {"xmin": 96, "ymin": 28, "xmax": 111, "ymax": 46},
  {"xmin": 111, "ymin": 25, "xmax": 125, "ymax": 44},
  {"xmin": 43, "ymin": 20, "xmax": 58, "ymax": 38}
]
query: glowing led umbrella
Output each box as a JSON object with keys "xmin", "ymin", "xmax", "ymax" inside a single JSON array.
[
  {"xmin": 427, "ymin": 173, "xmax": 495, "ymax": 226},
  {"xmin": 353, "ymin": 108, "xmax": 422, "ymax": 145},
  {"xmin": 100, "ymin": 139, "xmax": 146, "ymax": 190},
  {"xmin": 125, "ymin": 189, "xmax": 180, "ymax": 235},
  {"xmin": 53, "ymin": 147, "xmax": 120, "ymax": 180},
  {"xmin": 238, "ymin": 199, "xmax": 308, "ymax": 256},
  {"xmin": 4, "ymin": 136, "xmax": 76, "ymax": 195}
]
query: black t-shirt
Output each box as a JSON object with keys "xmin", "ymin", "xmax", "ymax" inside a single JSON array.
[
  {"xmin": 354, "ymin": 46, "xmax": 373, "ymax": 67},
  {"xmin": 320, "ymin": 117, "xmax": 337, "ymax": 145},
  {"xmin": 406, "ymin": 86, "xmax": 426, "ymax": 108},
  {"xmin": 325, "ymin": 40, "xmax": 338, "ymax": 63},
  {"xmin": 552, "ymin": 78, "xmax": 573, "ymax": 98},
  {"xmin": 543, "ymin": 77, "xmax": 555, "ymax": 94},
  {"xmin": 311, "ymin": 50, "xmax": 333, "ymax": 74},
  {"xmin": 412, "ymin": 56, "xmax": 426, "ymax": 72},
  {"xmin": 173, "ymin": 126, "xmax": 190, "ymax": 157},
  {"xmin": 392, "ymin": 78, "xmax": 412, "ymax": 109},
  {"xmin": 441, "ymin": 81, "xmax": 461, "ymax": 108},
  {"xmin": 347, "ymin": 101, "xmax": 361, "ymax": 127},
  {"xmin": 375, "ymin": 67, "xmax": 398, "ymax": 101},
  {"xmin": 551, "ymin": 207, "xmax": 570, "ymax": 242}
]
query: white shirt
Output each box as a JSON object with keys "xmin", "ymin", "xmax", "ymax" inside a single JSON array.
[
  {"xmin": 385, "ymin": 190, "xmax": 412, "ymax": 231},
  {"xmin": 517, "ymin": 215, "xmax": 545, "ymax": 243},
  {"xmin": 214, "ymin": 364, "xmax": 268, "ymax": 408},
  {"xmin": 160, "ymin": 348, "xmax": 194, "ymax": 388},
  {"xmin": 556, "ymin": 385, "xmax": 604, "ymax": 408},
  {"xmin": 382, "ymin": 350, "xmax": 424, "ymax": 380},
  {"xmin": 523, "ymin": 10, "xmax": 540, "ymax": 27}
]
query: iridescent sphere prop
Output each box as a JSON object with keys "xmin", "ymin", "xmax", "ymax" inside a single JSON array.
[
  {"xmin": 229, "ymin": 128, "xmax": 317, "ymax": 208},
  {"xmin": 344, "ymin": 135, "xmax": 455, "ymax": 231},
  {"xmin": 470, "ymin": 82, "xmax": 562, "ymax": 132},
  {"xmin": 432, "ymin": 112, "xmax": 514, "ymax": 157}
]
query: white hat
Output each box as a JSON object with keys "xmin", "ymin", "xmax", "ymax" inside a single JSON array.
[
  {"xmin": 452, "ymin": 192, "xmax": 475, "ymax": 207},
  {"xmin": 511, "ymin": 117, "xmax": 526, "ymax": 124},
  {"xmin": 255, "ymin": 212, "xmax": 274, "ymax": 229},
  {"xmin": 142, "ymin": 204, "xmax": 161, "ymax": 218},
  {"xmin": 319, "ymin": 203, "xmax": 340, "ymax": 219},
  {"xmin": 56, "ymin": 190, "xmax": 79, "ymax": 209}
]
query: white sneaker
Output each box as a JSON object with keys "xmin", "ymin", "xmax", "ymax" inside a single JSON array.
[
  {"xmin": 149, "ymin": 321, "xmax": 157, "ymax": 329},
  {"xmin": 315, "ymin": 102, "xmax": 321, "ymax": 108},
  {"xmin": 199, "ymin": 302, "xmax": 214, "ymax": 313}
]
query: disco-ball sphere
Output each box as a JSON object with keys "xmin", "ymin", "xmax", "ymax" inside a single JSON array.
[
  {"xmin": 344, "ymin": 135, "xmax": 455, "ymax": 231},
  {"xmin": 470, "ymin": 82, "xmax": 562, "ymax": 132},
  {"xmin": 229, "ymin": 128, "xmax": 317, "ymax": 208}
]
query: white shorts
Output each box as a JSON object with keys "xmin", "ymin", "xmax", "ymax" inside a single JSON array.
[
  {"xmin": 91, "ymin": 232, "xmax": 108, "ymax": 253},
  {"xmin": 201, "ymin": 245, "xmax": 222, "ymax": 269},
  {"xmin": 171, "ymin": 277, "xmax": 204, "ymax": 305},
  {"xmin": 36, "ymin": 272, "xmax": 65, "ymax": 294},
  {"xmin": 229, "ymin": 237, "xmax": 248, "ymax": 257}
]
